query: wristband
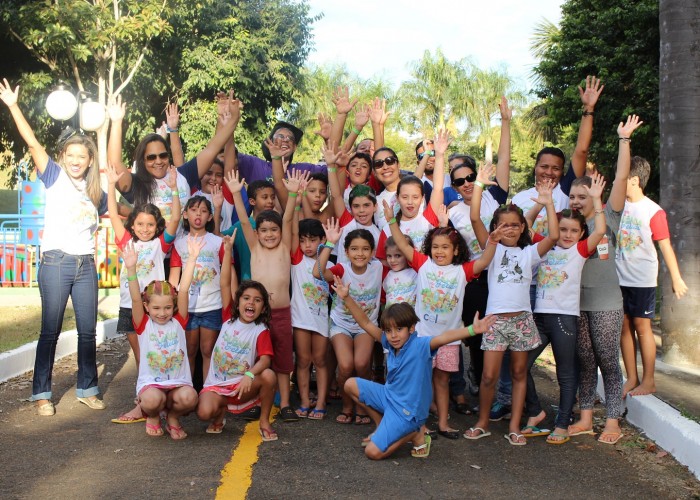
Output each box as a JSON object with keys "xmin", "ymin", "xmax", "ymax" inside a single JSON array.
[
  {"xmin": 244, "ymin": 371, "xmax": 255, "ymax": 379},
  {"xmin": 388, "ymin": 217, "xmax": 397, "ymax": 225},
  {"xmin": 618, "ymin": 137, "xmax": 631, "ymax": 143},
  {"xmin": 467, "ymin": 325, "xmax": 476, "ymax": 337},
  {"xmin": 487, "ymin": 238, "xmax": 498, "ymax": 246},
  {"xmin": 271, "ymin": 155, "xmax": 282, "ymax": 160},
  {"xmin": 288, "ymin": 192, "xmax": 298, "ymax": 198},
  {"xmin": 166, "ymin": 126, "xmax": 178, "ymax": 133},
  {"xmin": 324, "ymin": 242, "xmax": 335, "ymax": 249},
  {"xmin": 351, "ymin": 126, "xmax": 362, "ymax": 135},
  {"xmin": 594, "ymin": 209, "xmax": 604, "ymax": 215},
  {"xmin": 171, "ymin": 190, "xmax": 179, "ymax": 196},
  {"xmin": 328, "ymin": 167, "xmax": 337, "ymax": 173},
  {"xmin": 474, "ymin": 180, "xmax": 486, "ymax": 189},
  {"xmin": 127, "ymin": 275, "xmax": 137, "ymax": 282},
  {"xmin": 294, "ymin": 206, "xmax": 302, "ymax": 211},
  {"xmin": 582, "ymin": 111, "xmax": 594, "ymax": 117}
]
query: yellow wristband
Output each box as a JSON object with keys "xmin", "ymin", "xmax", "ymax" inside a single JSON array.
[
  {"xmin": 474, "ymin": 180, "xmax": 485, "ymax": 190},
  {"xmin": 172, "ymin": 190, "xmax": 179, "ymax": 196}
]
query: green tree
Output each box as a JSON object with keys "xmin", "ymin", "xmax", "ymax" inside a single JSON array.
[{"xmin": 532, "ymin": 0, "xmax": 659, "ymax": 195}]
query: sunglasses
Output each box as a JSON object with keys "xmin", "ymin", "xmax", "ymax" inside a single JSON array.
[
  {"xmin": 272, "ymin": 133, "xmax": 296, "ymax": 143},
  {"xmin": 417, "ymin": 150, "xmax": 435, "ymax": 160},
  {"xmin": 145, "ymin": 152, "xmax": 170, "ymax": 162},
  {"xmin": 373, "ymin": 156, "xmax": 398, "ymax": 169},
  {"xmin": 452, "ymin": 173, "xmax": 477, "ymax": 186}
]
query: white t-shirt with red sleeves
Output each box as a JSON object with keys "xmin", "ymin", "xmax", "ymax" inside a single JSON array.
[
  {"xmin": 383, "ymin": 267, "xmax": 418, "ymax": 307},
  {"xmin": 410, "ymin": 250, "xmax": 477, "ymax": 344},
  {"xmin": 203, "ymin": 309, "xmax": 274, "ymax": 390},
  {"xmin": 171, "ymin": 232, "xmax": 225, "ymax": 313},
  {"xmin": 333, "ymin": 209, "xmax": 381, "ymax": 264},
  {"xmin": 376, "ymin": 204, "xmax": 439, "ymax": 259},
  {"xmin": 615, "ymin": 197, "xmax": 670, "ymax": 288},
  {"xmin": 134, "ymin": 313, "xmax": 192, "ymax": 395},
  {"xmin": 116, "ymin": 232, "xmax": 173, "ymax": 308},
  {"xmin": 486, "ymin": 243, "xmax": 542, "ymax": 315},
  {"xmin": 290, "ymin": 247, "xmax": 332, "ymax": 335},
  {"xmin": 448, "ymin": 190, "xmax": 502, "ymax": 260},
  {"xmin": 329, "ymin": 260, "xmax": 383, "ymax": 334},
  {"xmin": 535, "ymin": 240, "xmax": 594, "ymax": 316}
]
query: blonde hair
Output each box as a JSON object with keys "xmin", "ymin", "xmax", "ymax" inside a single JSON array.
[{"xmin": 59, "ymin": 134, "xmax": 103, "ymax": 208}]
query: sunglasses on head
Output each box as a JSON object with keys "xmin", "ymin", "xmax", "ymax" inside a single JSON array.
[
  {"xmin": 417, "ymin": 150, "xmax": 435, "ymax": 160},
  {"xmin": 145, "ymin": 152, "xmax": 169, "ymax": 162},
  {"xmin": 373, "ymin": 156, "xmax": 398, "ymax": 168},
  {"xmin": 452, "ymin": 172, "xmax": 477, "ymax": 186}
]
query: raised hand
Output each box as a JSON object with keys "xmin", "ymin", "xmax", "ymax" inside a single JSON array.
[
  {"xmin": 584, "ymin": 172, "xmax": 606, "ymax": 200},
  {"xmin": 472, "ymin": 312, "xmax": 497, "ymax": 335},
  {"xmin": 121, "ymin": 240, "xmax": 138, "ymax": 269},
  {"xmin": 321, "ymin": 143, "xmax": 341, "ymax": 165},
  {"xmin": 579, "ymin": 75, "xmax": 604, "ymax": 111},
  {"xmin": 434, "ymin": 128, "xmax": 451, "ymax": 156},
  {"xmin": 336, "ymin": 149, "xmax": 351, "ymax": 168},
  {"xmin": 531, "ymin": 177, "xmax": 555, "ymax": 206},
  {"xmin": 107, "ymin": 94, "xmax": 126, "ymax": 121},
  {"xmin": 489, "ymin": 222, "xmax": 507, "ymax": 244},
  {"xmin": 382, "ymin": 199, "xmax": 394, "ymax": 223},
  {"xmin": 165, "ymin": 102, "xmax": 180, "ymax": 130},
  {"xmin": 283, "ymin": 168, "xmax": 307, "ymax": 194},
  {"xmin": 331, "ymin": 275, "xmax": 350, "ymax": 299},
  {"xmin": 369, "ymin": 97, "xmax": 390, "ymax": 125},
  {"xmin": 314, "ymin": 113, "xmax": 332, "ymax": 141},
  {"xmin": 617, "ymin": 114, "xmax": 643, "ymax": 139},
  {"xmin": 105, "ymin": 162, "xmax": 124, "ymax": 186},
  {"xmin": 476, "ymin": 162, "xmax": 497, "ymax": 186},
  {"xmin": 224, "ymin": 170, "xmax": 246, "ymax": 194},
  {"xmin": 436, "ymin": 203, "xmax": 450, "ymax": 228},
  {"xmin": 187, "ymin": 234, "xmax": 206, "ymax": 259},
  {"xmin": 354, "ymin": 103, "xmax": 371, "ymax": 130},
  {"xmin": 223, "ymin": 234, "xmax": 233, "ymax": 252},
  {"xmin": 212, "ymin": 184, "xmax": 224, "ymax": 210},
  {"xmin": 215, "ymin": 90, "xmax": 232, "ymax": 117},
  {"xmin": 264, "ymin": 137, "xmax": 286, "ymax": 159},
  {"xmin": 332, "ymin": 86, "xmax": 358, "ymax": 115},
  {"xmin": 499, "ymin": 96, "xmax": 512, "ymax": 122},
  {"xmin": 322, "ymin": 217, "xmax": 342, "ymax": 245},
  {"xmin": 165, "ymin": 165, "xmax": 178, "ymax": 190},
  {"xmin": 0, "ymin": 79, "xmax": 19, "ymax": 108}
]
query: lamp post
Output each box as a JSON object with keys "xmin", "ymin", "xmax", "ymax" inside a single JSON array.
[{"xmin": 45, "ymin": 82, "xmax": 106, "ymax": 132}]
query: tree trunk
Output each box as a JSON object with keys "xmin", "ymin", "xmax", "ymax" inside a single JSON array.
[
  {"xmin": 484, "ymin": 137, "xmax": 493, "ymax": 165},
  {"xmin": 659, "ymin": 0, "xmax": 700, "ymax": 367}
]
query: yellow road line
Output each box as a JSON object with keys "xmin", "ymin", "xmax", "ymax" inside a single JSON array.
[{"xmin": 216, "ymin": 409, "xmax": 277, "ymax": 499}]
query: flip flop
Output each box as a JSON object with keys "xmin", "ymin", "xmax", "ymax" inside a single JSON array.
[
  {"xmin": 355, "ymin": 414, "xmax": 371, "ymax": 425},
  {"xmin": 411, "ymin": 434, "xmax": 432, "ymax": 458},
  {"xmin": 598, "ymin": 431, "xmax": 624, "ymax": 445},
  {"xmin": 145, "ymin": 422, "xmax": 163, "ymax": 437},
  {"xmin": 568, "ymin": 424, "xmax": 594, "ymax": 436},
  {"xmin": 279, "ymin": 406, "xmax": 299, "ymax": 422},
  {"xmin": 307, "ymin": 409, "xmax": 327, "ymax": 420},
  {"xmin": 437, "ymin": 429, "xmax": 460, "ymax": 440},
  {"xmin": 336, "ymin": 411, "xmax": 353, "ymax": 424},
  {"xmin": 546, "ymin": 432, "xmax": 570, "ymax": 445},
  {"xmin": 521, "ymin": 425, "xmax": 551, "ymax": 437},
  {"xmin": 259, "ymin": 427, "xmax": 278, "ymax": 442},
  {"xmin": 206, "ymin": 419, "xmax": 226, "ymax": 434},
  {"xmin": 504, "ymin": 432, "xmax": 527, "ymax": 446},
  {"xmin": 165, "ymin": 423, "xmax": 187, "ymax": 440},
  {"xmin": 295, "ymin": 407, "xmax": 310, "ymax": 419},
  {"xmin": 463, "ymin": 427, "xmax": 491, "ymax": 440},
  {"xmin": 111, "ymin": 408, "xmax": 147, "ymax": 424}
]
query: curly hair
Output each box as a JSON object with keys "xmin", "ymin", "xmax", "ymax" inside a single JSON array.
[
  {"xmin": 422, "ymin": 226, "xmax": 470, "ymax": 265},
  {"xmin": 142, "ymin": 280, "xmax": 178, "ymax": 314},
  {"xmin": 125, "ymin": 203, "xmax": 166, "ymax": 241},
  {"xmin": 490, "ymin": 204, "xmax": 532, "ymax": 249},
  {"xmin": 231, "ymin": 280, "xmax": 272, "ymax": 325}
]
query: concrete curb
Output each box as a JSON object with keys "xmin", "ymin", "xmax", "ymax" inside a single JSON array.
[
  {"xmin": 597, "ymin": 375, "xmax": 700, "ymax": 479},
  {"xmin": 0, "ymin": 319, "xmax": 119, "ymax": 383}
]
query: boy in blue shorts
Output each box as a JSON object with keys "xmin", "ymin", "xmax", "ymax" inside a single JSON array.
[{"xmin": 333, "ymin": 277, "xmax": 496, "ymax": 460}]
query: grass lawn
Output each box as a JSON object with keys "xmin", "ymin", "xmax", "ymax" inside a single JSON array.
[{"xmin": 0, "ymin": 305, "xmax": 116, "ymax": 353}]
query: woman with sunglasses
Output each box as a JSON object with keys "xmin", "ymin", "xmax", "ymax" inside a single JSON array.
[
  {"xmin": 0, "ymin": 79, "xmax": 108, "ymax": 416},
  {"xmin": 371, "ymin": 148, "xmax": 404, "ymax": 230},
  {"xmin": 447, "ymin": 97, "xmax": 511, "ymax": 398},
  {"xmin": 107, "ymin": 94, "xmax": 242, "ymax": 222}
]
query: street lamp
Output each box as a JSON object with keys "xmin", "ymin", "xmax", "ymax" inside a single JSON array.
[{"xmin": 45, "ymin": 82, "xmax": 106, "ymax": 132}]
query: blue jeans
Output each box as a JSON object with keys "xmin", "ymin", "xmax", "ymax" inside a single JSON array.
[{"xmin": 32, "ymin": 250, "xmax": 99, "ymax": 400}]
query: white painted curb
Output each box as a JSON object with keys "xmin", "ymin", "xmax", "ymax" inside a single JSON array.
[
  {"xmin": 597, "ymin": 374, "xmax": 700, "ymax": 480},
  {"xmin": 0, "ymin": 319, "xmax": 119, "ymax": 383}
]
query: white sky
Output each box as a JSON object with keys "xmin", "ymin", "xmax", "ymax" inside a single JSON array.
[{"xmin": 305, "ymin": 0, "xmax": 565, "ymax": 91}]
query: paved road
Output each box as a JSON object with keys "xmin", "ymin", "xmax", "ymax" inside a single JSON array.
[{"xmin": 0, "ymin": 337, "xmax": 698, "ymax": 500}]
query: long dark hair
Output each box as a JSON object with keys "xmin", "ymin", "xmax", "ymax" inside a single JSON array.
[
  {"xmin": 125, "ymin": 203, "xmax": 166, "ymax": 241},
  {"xmin": 490, "ymin": 204, "xmax": 532, "ymax": 249},
  {"xmin": 422, "ymin": 226, "xmax": 470, "ymax": 265},
  {"xmin": 131, "ymin": 134, "xmax": 172, "ymax": 207},
  {"xmin": 231, "ymin": 280, "xmax": 272, "ymax": 325},
  {"xmin": 182, "ymin": 196, "xmax": 214, "ymax": 233}
]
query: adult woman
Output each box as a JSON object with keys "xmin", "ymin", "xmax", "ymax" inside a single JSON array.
[
  {"xmin": 0, "ymin": 79, "xmax": 107, "ymax": 415},
  {"xmin": 371, "ymin": 147, "xmax": 403, "ymax": 230}
]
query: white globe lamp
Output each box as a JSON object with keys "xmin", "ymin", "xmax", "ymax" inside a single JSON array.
[
  {"xmin": 45, "ymin": 85, "xmax": 78, "ymax": 121},
  {"xmin": 79, "ymin": 97, "xmax": 106, "ymax": 132}
]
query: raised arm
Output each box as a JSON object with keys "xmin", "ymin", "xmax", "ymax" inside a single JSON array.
[
  {"xmin": 413, "ymin": 141, "xmax": 431, "ymax": 180},
  {"xmin": 369, "ymin": 97, "xmax": 389, "ymax": 150},
  {"xmin": 0, "ymin": 79, "xmax": 49, "ymax": 173},
  {"xmin": 291, "ymin": 186, "xmax": 303, "ymax": 252},
  {"xmin": 211, "ymin": 183, "xmax": 224, "ymax": 236},
  {"xmin": 332, "ymin": 276, "xmax": 382, "ymax": 341},
  {"xmin": 177, "ymin": 236, "xmax": 206, "ymax": 314},
  {"xmin": 267, "ymin": 137, "xmax": 291, "ymax": 207},
  {"xmin": 312, "ymin": 218, "xmax": 342, "ymax": 282},
  {"xmin": 495, "ymin": 96, "xmax": 512, "ymax": 190},
  {"xmin": 430, "ymin": 129, "xmax": 449, "ymax": 211},
  {"xmin": 330, "ymin": 87, "xmax": 357, "ymax": 150},
  {"xmin": 384, "ymin": 200, "xmax": 415, "ymax": 263},
  {"xmin": 341, "ymin": 103, "xmax": 370, "ymax": 153},
  {"xmin": 531, "ymin": 179, "xmax": 559, "ymax": 255},
  {"xmin": 323, "ymin": 144, "xmax": 348, "ymax": 218},
  {"xmin": 470, "ymin": 163, "xmax": 497, "ymax": 248},
  {"xmin": 225, "ymin": 170, "xmax": 257, "ymax": 251},
  {"xmin": 123, "ymin": 241, "xmax": 145, "ymax": 326},
  {"xmin": 220, "ymin": 233, "xmax": 238, "ymax": 312},
  {"xmin": 165, "ymin": 102, "xmax": 185, "ymax": 167},
  {"xmin": 105, "ymin": 163, "xmax": 127, "ymax": 241},
  {"xmin": 609, "ymin": 115, "xmax": 643, "ymax": 212},
  {"xmin": 164, "ymin": 166, "xmax": 182, "ymax": 236},
  {"xmin": 583, "ymin": 173, "xmax": 607, "ymax": 253},
  {"xmin": 430, "ymin": 312, "xmax": 497, "ymax": 350},
  {"xmin": 193, "ymin": 91, "xmax": 242, "ymax": 178},
  {"xmin": 106, "ymin": 95, "xmax": 132, "ymax": 192},
  {"xmin": 525, "ymin": 177, "xmax": 555, "ymax": 231},
  {"xmin": 571, "ymin": 76, "xmax": 605, "ymax": 177},
  {"xmin": 473, "ymin": 223, "xmax": 504, "ymax": 273},
  {"xmin": 281, "ymin": 169, "xmax": 307, "ymax": 250}
]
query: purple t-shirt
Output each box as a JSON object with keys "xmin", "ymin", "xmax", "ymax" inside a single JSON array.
[{"xmin": 236, "ymin": 153, "xmax": 327, "ymax": 183}]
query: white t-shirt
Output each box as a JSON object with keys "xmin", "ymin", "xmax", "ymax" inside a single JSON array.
[
  {"xmin": 151, "ymin": 173, "xmax": 190, "ymax": 229},
  {"xmin": 449, "ymin": 189, "xmax": 502, "ymax": 260},
  {"xmin": 38, "ymin": 158, "xmax": 106, "ymax": 255},
  {"xmin": 383, "ymin": 267, "xmax": 418, "ymax": 307},
  {"xmin": 290, "ymin": 247, "xmax": 332, "ymax": 335},
  {"xmin": 193, "ymin": 189, "xmax": 233, "ymax": 233},
  {"xmin": 334, "ymin": 209, "xmax": 380, "ymax": 264},
  {"xmin": 329, "ymin": 260, "xmax": 383, "ymax": 334},
  {"xmin": 615, "ymin": 197, "xmax": 669, "ymax": 287},
  {"xmin": 134, "ymin": 313, "xmax": 192, "ymax": 395},
  {"xmin": 511, "ymin": 184, "xmax": 570, "ymax": 237},
  {"xmin": 116, "ymin": 232, "xmax": 172, "ymax": 308},
  {"xmin": 375, "ymin": 189, "xmax": 397, "ymax": 231},
  {"xmin": 486, "ymin": 243, "xmax": 542, "ymax": 314},
  {"xmin": 410, "ymin": 250, "xmax": 477, "ymax": 344},
  {"xmin": 535, "ymin": 240, "xmax": 592, "ymax": 315},
  {"xmin": 376, "ymin": 204, "xmax": 439, "ymax": 259},
  {"xmin": 171, "ymin": 232, "xmax": 224, "ymax": 313}
]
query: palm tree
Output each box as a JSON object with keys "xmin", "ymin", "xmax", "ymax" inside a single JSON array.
[{"xmin": 659, "ymin": 0, "xmax": 700, "ymax": 367}]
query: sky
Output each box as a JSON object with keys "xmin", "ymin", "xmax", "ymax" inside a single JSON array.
[{"xmin": 305, "ymin": 0, "xmax": 565, "ymax": 92}]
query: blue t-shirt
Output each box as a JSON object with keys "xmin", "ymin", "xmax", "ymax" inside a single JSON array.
[
  {"xmin": 222, "ymin": 215, "xmax": 255, "ymax": 281},
  {"xmin": 382, "ymin": 333, "xmax": 436, "ymax": 422},
  {"xmin": 423, "ymin": 180, "xmax": 463, "ymax": 206}
]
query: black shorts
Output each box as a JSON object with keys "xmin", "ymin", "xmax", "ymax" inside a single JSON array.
[
  {"xmin": 621, "ymin": 286, "xmax": 656, "ymax": 319},
  {"xmin": 117, "ymin": 307, "xmax": 136, "ymax": 334}
]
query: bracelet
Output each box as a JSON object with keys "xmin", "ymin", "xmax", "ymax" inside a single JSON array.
[
  {"xmin": 582, "ymin": 110, "xmax": 594, "ymax": 117},
  {"xmin": 467, "ymin": 325, "xmax": 476, "ymax": 337},
  {"xmin": 244, "ymin": 371, "xmax": 255, "ymax": 379},
  {"xmin": 324, "ymin": 242, "xmax": 335, "ymax": 249},
  {"xmin": 618, "ymin": 137, "xmax": 631, "ymax": 143},
  {"xmin": 388, "ymin": 217, "xmax": 397, "ymax": 225},
  {"xmin": 166, "ymin": 126, "xmax": 178, "ymax": 133},
  {"xmin": 487, "ymin": 238, "xmax": 498, "ymax": 246},
  {"xmin": 351, "ymin": 126, "xmax": 362, "ymax": 135},
  {"xmin": 288, "ymin": 192, "xmax": 298, "ymax": 198},
  {"xmin": 594, "ymin": 209, "xmax": 604, "ymax": 215},
  {"xmin": 294, "ymin": 206, "xmax": 302, "ymax": 211},
  {"xmin": 127, "ymin": 275, "xmax": 137, "ymax": 282},
  {"xmin": 328, "ymin": 167, "xmax": 337, "ymax": 173},
  {"xmin": 303, "ymin": 191, "xmax": 307, "ymax": 196},
  {"xmin": 474, "ymin": 180, "xmax": 486, "ymax": 189},
  {"xmin": 271, "ymin": 155, "xmax": 282, "ymax": 160},
  {"xmin": 172, "ymin": 190, "xmax": 179, "ymax": 196}
]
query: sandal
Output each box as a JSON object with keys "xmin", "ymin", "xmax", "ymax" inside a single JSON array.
[
  {"xmin": 241, "ymin": 405, "xmax": 261, "ymax": 421},
  {"xmin": 259, "ymin": 427, "xmax": 278, "ymax": 442},
  {"xmin": 521, "ymin": 425, "xmax": 551, "ymax": 437},
  {"xmin": 165, "ymin": 423, "xmax": 187, "ymax": 440},
  {"xmin": 336, "ymin": 411, "xmax": 353, "ymax": 424},
  {"xmin": 411, "ymin": 434, "xmax": 432, "ymax": 458},
  {"xmin": 354, "ymin": 414, "xmax": 371, "ymax": 425},
  {"xmin": 111, "ymin": 407, "xmax": 146, "ymax": 424},
  {"xmin": 308, "ymin": 409, "xmax": 327, "ymax": 420},
  {"xmin": 546, "ymin": 432, "xmax": 570, "ymax": 445},
  {"xmin": 295, "ymin": 407, "xmax": 310, "ymax": 419},
  {"xmin": 279, "ymin": 406, "xmax": 299, "ymax": 422},
  {"xmin": 206, "ymin": 419, "xmax": 226, "ymax": 434},
  {"xmin": 598, "ymin": 431, "xmax": 624, "ymax": 445},
  {"xmin": 146, "ymin": 422, "xmax": 163, "ymax": 437},
  {"xmin": 463, "ymin": 427, "xmax": 491, "ymax": 440},
  {"xmin": 504, "ymin": 432, "xmax": 527, "ymax": 446},
  {"xmin": 568, "ymin": 424, "xmax": 594, "ymax": 436}
]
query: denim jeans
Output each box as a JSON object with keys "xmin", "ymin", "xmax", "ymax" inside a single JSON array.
[{"xmin": 32, "ymin": 250, "xmax": 99, "ymax": 400}]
